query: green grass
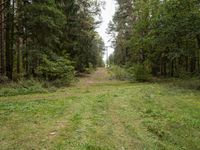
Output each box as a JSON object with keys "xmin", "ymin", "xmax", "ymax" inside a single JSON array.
[
  {"xmin": 0, "ymin": 80, "xmax": 50, "ymax": 97},
  {"xmin": 0, "ymin": 76, "xmax": 200, "ymax": 149}
]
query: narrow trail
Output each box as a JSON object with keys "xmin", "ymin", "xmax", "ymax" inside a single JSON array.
[{"xmin": 78, "ymin": 67, "xmax": 111, "ymax": 86}]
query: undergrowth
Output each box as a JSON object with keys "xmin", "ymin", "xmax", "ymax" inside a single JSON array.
[{"xmin": 0, "ymin": 79, "xmax": 56, "ymax": 97}]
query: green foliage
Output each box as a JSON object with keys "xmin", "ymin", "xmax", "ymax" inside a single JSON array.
[
  {"xmin": 36, "ymin": 56, "xmax": 75, "ymax": 86},
  {"xmin": 0, "ymin": 76, "xmax": 9, "ymax": 84},
  {"xmin": 109, "ymin": 65, "xmax": 129, "ymax": 80},
  {"xmin": 109, "ymin": 64, "xmax": 151, "ymax": 82},
  {"xmin": 0, "ymin": 80, "xmax": 48, "ymax": 97},
  {"xmin": 1, "ymin": 0, "xmax": 105, "ymax": 83},
  {"xmin": 167, "ymin": 78, "xmax": 200, "ymax": 90},
  {"xmin": 110, "ymin": 0, "xmax": 200, "ymax": 78},
  {"xmin": 84, "ymin": 63, "xmax": 95, "ymax": 74},
  {"xmin": 127, "ymin": 64, "xmax": 152, "ymax": 82},
  {"xmin": 177, "ymin": 69, "xmax": 192, "ymax": 79}
]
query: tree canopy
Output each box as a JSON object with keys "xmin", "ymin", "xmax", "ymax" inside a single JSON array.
[
  {"xmin": 109, "ymin": 0, "xmax": 200, "ymax": 78},
  {"xmin": 0, "ymin": 0, "xmax": 105, "ymax": 83}
]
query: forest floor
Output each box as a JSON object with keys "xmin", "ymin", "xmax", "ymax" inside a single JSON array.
[{"xmin": 0, "ymin": 68, "xmax": 200, "ymax": 150}]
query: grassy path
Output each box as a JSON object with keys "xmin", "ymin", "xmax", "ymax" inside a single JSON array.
[{"xmin": 0, "ymin": 68, "xmax": 200, "ymax": 150}]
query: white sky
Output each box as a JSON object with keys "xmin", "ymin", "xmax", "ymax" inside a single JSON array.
[{"xmin": 96, "ymin": 0, "xmax": 116, "ymax": 61}]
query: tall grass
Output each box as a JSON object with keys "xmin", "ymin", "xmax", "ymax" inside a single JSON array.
[{"xmin": 0, "ymin": 80, "xmax": 49, "ymax": 97}]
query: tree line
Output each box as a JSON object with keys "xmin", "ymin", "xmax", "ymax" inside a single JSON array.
[
  {"xmin": 109, "ymin": 0, "xmax": 200, "ymax": 78},
  {"xmin": 0, "ymin": 0, "xmax": 105, "ymax": 82}
]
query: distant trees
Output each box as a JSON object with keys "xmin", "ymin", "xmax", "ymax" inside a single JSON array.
[
  {"xmin": 110, "ymin": 0, "xmax": 200, "ymax": 77},
  {"xmin": 0, "ymin": 0, "xmax": 105, "ymax": 82},
  {"xmin": 108, "ymin": 0, "xmax": 134, "ymax": 65}
]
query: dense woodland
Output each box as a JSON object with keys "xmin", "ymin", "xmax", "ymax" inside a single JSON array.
[
  {"xmin": 1, "ymin": 0, "xmax": 200, "ymax": 83},
  {"xmin": 0, "ymin": 0, "xmax": 105, "ymax": 83},
  {"xmin": 109, "ymin": 0, "xmax": 200, "ymax": 78}
]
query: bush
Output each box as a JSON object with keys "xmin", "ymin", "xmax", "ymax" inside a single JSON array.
[
  {"xmin": 109, "ymin": 64, "xmax": 151, "ymax": 82},
  {"xmin": 127, "ymin": 64, "xmax": 151, "ymax": 82},
  {"xmin": 84, "ymin": 63, "xmax": 95, "ymax": 74},
  {"xmin": 109, "ymin": 65, "xmax": 129, "ymax": 80},
  {"xmin": 36, "ymin": 56, "xmax": 75, "ymax": 86},
  {"xmin": 0, "ymin": 76, "xmax": 9, "ymax": 84},
  {"xmin": 177, "ymin": 69, "xmax": 192, "ymax": 79},
  {"xmin": 169, "ymin": 78, "xmax": 200, "ymax": 90}
]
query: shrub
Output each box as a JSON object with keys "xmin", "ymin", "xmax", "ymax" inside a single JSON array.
[
  {"xmin": 127, "ymin": 64, "xmax": 151, "ymax": 82},
  {"xmin": 85, "ymin": 63, "xmax": 95, "ymax": 74},
  {"xmin": 170, "ymin": 79, "xmax": 200, "ymax": 90},
  {"xmin": 109, "ymin": 65, "xmax": 129, "ymax": 80},
  {"xmin": 36, "ymin": 56, "xmax": 75, "ymax": 86},
  {"xmin": 177, "ymin": 69, "xmax": 191, "ymax": 79},
  {"xmin": 109, "ymin": 64, "xmax": 151, "ymax": 82},
  {"xmin": 0, "ymin": 76, "xmax": 9, "ymax": 84}
]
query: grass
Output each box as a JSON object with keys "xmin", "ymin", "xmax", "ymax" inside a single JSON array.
[
  {"xmin": 0, "ymin": 69, "xmax": 200, "ymax": 149},
  {"xmin": 0, "ymin": 80, "xmax": 50, "ymax": 97}
]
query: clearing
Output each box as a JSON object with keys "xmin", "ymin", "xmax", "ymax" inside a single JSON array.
[{"xmin": 0, "ymin": 68, "xmax": 200, "ymax": 150}]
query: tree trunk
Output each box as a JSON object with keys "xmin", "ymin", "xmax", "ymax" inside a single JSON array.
[
  {"xmin": 171, "ymin": 60, "xmax": 174, "ymax": 77},
  {"xmin": 186, "ymin": 56, "xmax": 188, "ymax": 72},
  {"xmin": 5, "ymin": 0, "xmax": 12, "ymax": 79},
  {"xmin": 163, "ymin": 61, "xmax": 167, "ymax": 77},
  {"xmin": 16, "ymin": 38, "xmax": 21, "ymax": 74},
  {"xmin": 5, "ymin": 0, "xmax": 15, "ymax": 80},
  {"xmin": 0, "ymin": 0, "xmax": 5, "ymax": 76},
  {"xmin": 10, "ymin": 0, "xmax": 14, "ymax": 77},
  {"xmin": 16, "ymin": 0, "xmax": 21, "ymax": 74},
  {"xmin": 190, "ymin": 57, "xmax": 196, "ymax": 74},
  {"xmin": 196, "ymin": 35, "xmax": 200, "ymax": 73}
]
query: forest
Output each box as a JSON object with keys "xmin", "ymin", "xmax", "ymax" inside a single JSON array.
[
  {"xmin": 0, "ymin": 0, "xmax": 200, "ymax": 150},
  {"xmin": 109, "ymin": 0, "xmax": 200, "ymax": 80},
  {"xmin": 0, "ymin": 0, "xmax": 105, "ymax": 84}
]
